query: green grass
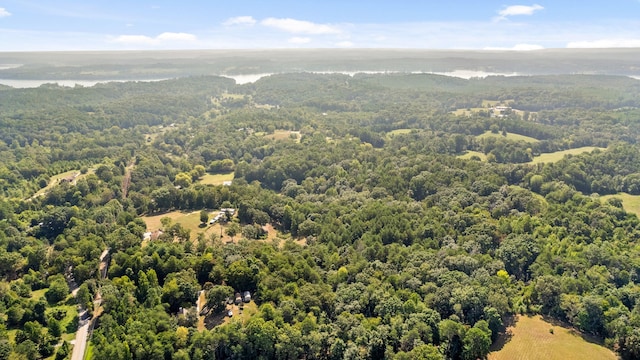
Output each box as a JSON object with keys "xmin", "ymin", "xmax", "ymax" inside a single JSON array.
[
  {"xmin": 457, "ymin": 150, "xmax": 488, "ymax": 161},
  {"xmin": 142, "ymin": 209, "xmax": 235, "ymax": 241},
  {"xmin": 600, "ymin": 192, "xmax": 640, "ymax": 216},
  {"xmin": 32, "ymin": 166, "xmax": 98, "ymax": 199},
  {"xmin": 256, "ymin": 130, "xmax": 301, "ymax": 142},
  {"xmin": 529, "ymin": 147, "xmax": 605, "ymax": 164},
  {"xmin": 85, "ymin": 343, "xmax": 94, "ymax": 360},
  {"xmin": 452, "ymin": 107, "xmax": 486, "ymax": 116},
  {"xmin": 30, "ymin": 288, "xmax": 47, "ymax": 300},
  {"xmin": 386, "ymin": 128, "xmax": 417, "ymax": 137},
  {"xmin": 199, "ymin": 172, "xmax": 234, "ymax": 186},
  {"xmin": 477, "ymin": 130, "xmax": 539, "ymax": 143},
  {"xmin": 489, "ymin": 315, "xmax": 616, "ymax": 360}
]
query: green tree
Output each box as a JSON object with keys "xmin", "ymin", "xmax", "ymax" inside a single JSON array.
[
  {"xmin": 200, "ymin": 210, "xmax": 209, "ymax": 224},
  {"xmin": 206, "ymin": 285, "xmax": 234, "ymax": 313}
]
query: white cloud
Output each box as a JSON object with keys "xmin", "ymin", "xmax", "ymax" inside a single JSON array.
[
  {"xmin": 288, "ymin": 37, "xmax": 311, "ymax": 44},
  {"xmin": 484, "ymin": 43, "xmax": 544, "ymax": 50},
  {"xmin": 336, "ymin": 41, "xmax": 354, "ymax": 47},
  {"xmin": 261, "ymin": 17, "xmax": 341, "ymax": 34},
  {"xmin": 112, "ymin": 35, "xmax": 157, "ymax": 45},
  {"xmin": 112, "ymin": 32, "xmax": 197, "ymax": 46},
  {"xmin": 0, "ymin": 7, "xmax": 11, "ymax": 17},
  {"xmin": 223, "ymin": 16, "xmax": 256, "ymax": 26},
  {"xmin": 495, "ymin": 4, "xmax": 543, "ymax": 21},
  {"xmin": 157, "ymin": 32, "xmax": 197, "ymax": 41},
  {"xmin": 567, "ymin": 38, "xmax": 640, "ymax": 48}
]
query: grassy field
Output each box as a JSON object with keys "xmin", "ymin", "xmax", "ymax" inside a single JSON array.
[
  {"xmin": 386, "ymin": 128, "xmax": 417, "ymax": 137},
  {"xmin": 529, "ymin": 147, "xmax": 605, "ymax": 164},
  {"xmin": 32, "ymin": 166, "xmax": 98, "ymax": 199},
  {"xmin": 457, "ymin": 150, "xmax": 488, "ymax": 161},
  {"xmin": 600, "ymin": 192, "xmax": 640, "ymax": 216},
  {"xmin": 199, "ymin": 172, "xmax": 234, "ymax": 186},
  {"xmin": 142, "ymin": 210, "xmax": 238, "ymax": 242},
  {"xmin": 489, "ymin": 315, "xmax": 617, "ymax": 360},
  {"xmin": 256, "ymin": 130, "xmax": 301, "ymax": 142},
  {"xmin": 452, "ymin": 107, "xmax": 486, "ymax": 116},
  {"xmin": 477, "ymin": 130, "xmax": 539, "ymax": 143}
]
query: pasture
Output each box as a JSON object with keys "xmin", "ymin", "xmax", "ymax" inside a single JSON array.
[
  {"xmin": 142, "ymin": 210, "xmax": 237, "ymax": 242},
  {"xmin": 489, "ymin": 315, "xmax": 616, "ymax": 360},
  {"xmin": 457, "ymin": 150, "xmax": 488, "ymax": 161},
  {"xmin": 199, "ymin": 172, "xmax": 234, "ymax": 186},
  {"xmin": 477, "ymin": 130, "xmax": 539, "ymax": 143},
  {"xmin": 529, "ymin": 147, "xmax": 605, "ymax": 164},
  {"xmin": 386, "ymin": 128, "xmax": 418, "ymax": 137},
  {"xmin": 600, "ymin": 192, "xmax": 640, "ymax": 216}
]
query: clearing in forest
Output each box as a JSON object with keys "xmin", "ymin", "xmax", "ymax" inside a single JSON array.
[
  {"xmin": 199, "ymin": 172, "xmax": 234, "ymax": 186},
  {"xmin": 489, "ymin": 315, "xmax": 616, "ymax": 360},
  {"xmin": 457, "ymin": 150, "xmax": 488, "ymax": 161},
  {"xmin": 452, "ymin": 107, "xmax": 487, "ymax": 116},
  {"xmin": 256, "ymin": 130, "xmax": 301, "ymax": 142},
  {"xmin": 30, "ymin": 166, "xmax": 98, "ymax": 199},
  {"xmin": 477, "ymin": 130, "xmax": 540, "ymax": 143},
  {"xmin": 386, "ymin": 128, "xmax": 417, "ymax": 137},
  {"xmin": 142, "ymin": 210, "xmax": 239, "ymax": 242},
  {"xmin": 600, "ymin": 192, "xmax": 640, "ymax": 216},
  {"xmin": 528, "ymin": 147, "xmax": 605, "ymax": 164}
]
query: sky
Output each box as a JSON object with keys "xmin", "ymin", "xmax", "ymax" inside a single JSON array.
[{"xmin": 1, "ymin": 1, "xmax": 640, "ymax": 51}]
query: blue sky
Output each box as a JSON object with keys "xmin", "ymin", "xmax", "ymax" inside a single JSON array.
[{"xmin": 1, "ymin": 1, "xmax": 640, "ymax": 51}]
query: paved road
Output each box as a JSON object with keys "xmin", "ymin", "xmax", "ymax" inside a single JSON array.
[{"xmin": 70, "ymin": 311, "xmax": 90, "ymax": 360}]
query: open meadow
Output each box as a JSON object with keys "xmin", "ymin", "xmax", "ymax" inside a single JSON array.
[
  {"xmin": 199, "ymin": 172, "xmax": 234, "ymax": 186},
  {"xmin": 489, "ymin": 315, "xmax": 617, "ymax": 360},
  {"xmin": 528, "ymin": 147, "xmax": 605, "ymax": 164},
  {"xmin": 600, "ymin": 192, "xmax": 640, "ymax": 216},
  {"xmin": 477, "ymin": 130, "xmax": 539, "ymax": 143}
]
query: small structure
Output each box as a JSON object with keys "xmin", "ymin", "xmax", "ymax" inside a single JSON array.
[
  {"xmin": 243, "ymin": 291, "xmax": 251, "ymax": 303},
  {"xmin": 491, "ymin": 105, "xmax": 512, "ymax": 117},
  {"xmin": 221, "ymin": 208, "xmax": 236, "ymax": 216}
]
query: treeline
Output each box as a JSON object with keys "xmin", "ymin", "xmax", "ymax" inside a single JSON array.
[{"xmin": 1, "ymin": 73, "xmax": 640, "ymax": 359}]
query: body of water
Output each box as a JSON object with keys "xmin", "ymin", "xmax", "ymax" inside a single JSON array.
[
  {"xmin": 222, "ymin": 70, "xmax": 522, "ymax": 84},
  {"xmin": 5, "ymin": 71, "xmax": 635, "ymax": 88},
  {"xmin": 0, "ymin": 78, "xmax": 168, "ymax": 88}
]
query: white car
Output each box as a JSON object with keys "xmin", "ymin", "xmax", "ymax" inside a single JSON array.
[{"xmin": 227, "ymin": 310, "xmax": 233, "ymax": 317}]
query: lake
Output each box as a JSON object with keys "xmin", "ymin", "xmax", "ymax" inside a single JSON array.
[{"xmin": 2, "ymin": 71, "xmax": 638, "ymax": 88}]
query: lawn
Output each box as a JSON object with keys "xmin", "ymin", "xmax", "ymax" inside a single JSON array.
[
  {"xmin": 529, "ymin": 147, "xmax": 605, "ymax": 164},
  {"xmin": 489, "ymin": 315, "xmax": 617, "ymax": 360},
  {"xmin": 199, "ymin": 172, "xmax": 234, "ymax": 186},
  {"xmin": 257, "ymin": 130, "xmax": 301, "ymax": 142},
  {"xmin": 386, "ymin": 128, "xmax": 417, "ymax": 137},
  {"xmin": 600, "ymin": 192, "xmax": 640, "ymax": 216},
  {"xmin": 142, "ymin": 209, "xmax": 237, "ymax": 242},
  {"xmin": 32, "ymin": 166, "xmax": 98, "ymax": 199},
  {"xmin": 477, "ymin": 130, "xmax": 539, "ymax": 143},
  {"xmin": 457, "ymin": 150, "xmax": 488, "ymax": 161},
  {"xmin": 452, "ymin": 107, "xmax": 486, "ymax": 116}
]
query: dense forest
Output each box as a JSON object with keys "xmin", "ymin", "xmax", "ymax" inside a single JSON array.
[{"xmin": 1, "ymin": 72, "xmax": 640, "ymax": 360}]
